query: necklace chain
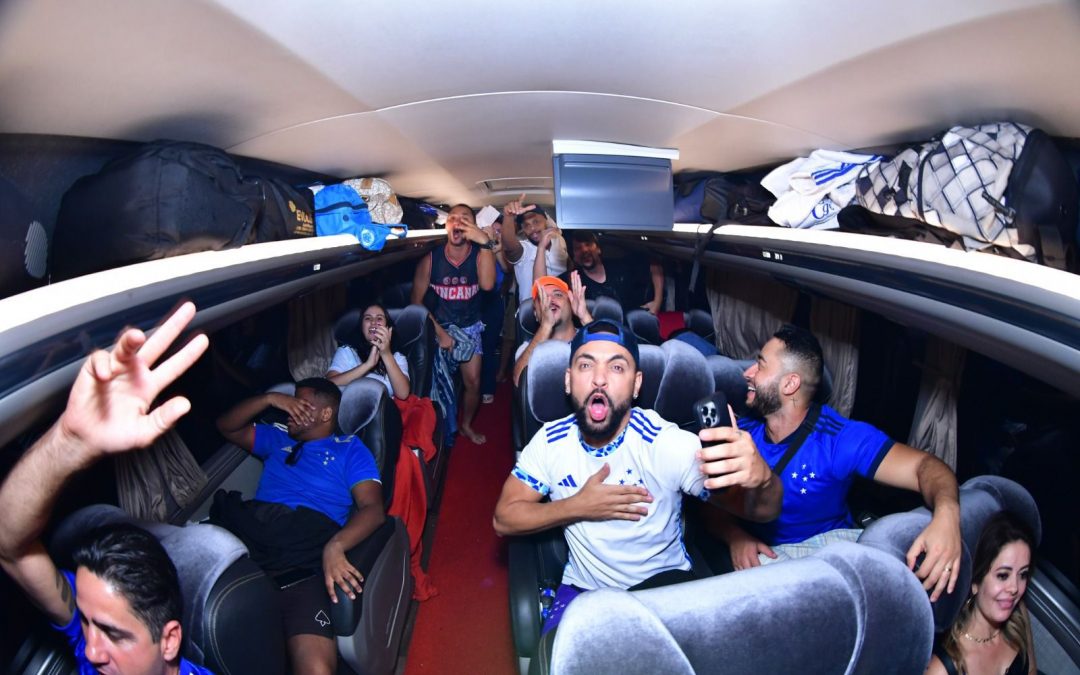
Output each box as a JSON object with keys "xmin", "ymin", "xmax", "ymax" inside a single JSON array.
[{"xmin": 962, "ymin": 629, "xmax": 1000, "ymax": 644}]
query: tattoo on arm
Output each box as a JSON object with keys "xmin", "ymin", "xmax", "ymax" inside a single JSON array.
[{"xmin": 55, "ymin": 568, "xmax": 75, "ymax": 614}]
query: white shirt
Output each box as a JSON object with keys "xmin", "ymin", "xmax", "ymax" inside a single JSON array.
[
  {"xmin": 512, "ymin": 408, "xmax": 709, "ymax": 590},
  {"xmin": 328, "ymin": 346, "xmax": 410, "ymax": 396},
  {"xmin": 511, "ymin": 237, "xmax": 568, "ymax": 303}
]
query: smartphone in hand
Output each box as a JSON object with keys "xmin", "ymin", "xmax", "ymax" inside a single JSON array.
[{"xmin": 694, "ymin": 392, "xmax": 730, "ymax": 430}]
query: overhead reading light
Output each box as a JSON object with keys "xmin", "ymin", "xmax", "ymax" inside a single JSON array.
[{"xmin": 552, "ymin": 140, "xmax": 678, "ymax": 231}]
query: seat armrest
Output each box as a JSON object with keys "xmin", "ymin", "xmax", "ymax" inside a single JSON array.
[
  {"xmin": 509, "ymin": 537, "xmax": 545, "ymax": 658},
  {"xmin": 330, "ymin": 519, "xmax": 396, "ymax": 635}
]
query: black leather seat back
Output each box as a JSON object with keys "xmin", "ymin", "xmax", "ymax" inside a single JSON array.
[
  {"xmin": 382, "ymin": 281, "xmax": 413, "ymax": 309},
  {"xmin": 339, "ymin": 378, "xmax": 402, "ymax": 510},
  {"xmin": 387, "ymin": 304, "xmax": 435, "ymax": 399},
  {"xmin": 516, "ymin": 298, "xmax": 538, "ymax": 348}
]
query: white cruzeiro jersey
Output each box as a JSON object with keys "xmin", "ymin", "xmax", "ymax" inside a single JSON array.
[{"xmin": 513, "ymin": 408, "xmax": 710, "ymax": 590}]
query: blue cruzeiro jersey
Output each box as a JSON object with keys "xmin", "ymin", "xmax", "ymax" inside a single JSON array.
[{"xmin": 740, "ymin": 404, "xmax": 894, "ymax": 545}]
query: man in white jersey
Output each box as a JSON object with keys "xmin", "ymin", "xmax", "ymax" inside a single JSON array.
[{"xmin": 493, "ymin": 319, "xmax": 782, "ymax": 639}]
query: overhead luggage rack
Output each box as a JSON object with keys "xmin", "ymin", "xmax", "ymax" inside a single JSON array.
[
  {"xmin": 0, "ymin": 232, "xmax": 442, "ymax": 449},
  {"xmin": 611, "ymin": 224, "xmax": 1080, "ymax": 398}
]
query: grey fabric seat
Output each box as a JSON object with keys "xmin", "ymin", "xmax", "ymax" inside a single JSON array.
[
  {"xmin": 654, "ymin": 339, "xmax": 713, "ymax": 431},
  {"xmin": 50, "ymin": 504, "xmax": 285, "ymax": 675},
  {"xmin": 548, "ymin": 542, "xmax": 933, "ymax": 675},
  {"xmin": 858, "ymin": 475, "xmax": 1041, "ymax": 633}
]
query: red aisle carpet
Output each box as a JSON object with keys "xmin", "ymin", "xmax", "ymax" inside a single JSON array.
[{"xmin": 404, "ymin": 382, "xmax": 517, "ymax": 675}]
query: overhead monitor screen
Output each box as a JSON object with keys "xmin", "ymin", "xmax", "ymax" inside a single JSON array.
[{"xmin": 553, "ymin": 153, "xmax": 673, "ymax": 231}]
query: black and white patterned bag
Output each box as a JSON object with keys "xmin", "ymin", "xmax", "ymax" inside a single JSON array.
[{"xmin": 855, "ymin": 122, "xmax": 1076, "ymax": 268}]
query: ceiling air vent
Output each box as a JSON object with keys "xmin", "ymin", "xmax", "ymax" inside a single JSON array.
[{"xmin": 477, "ymin": 177, "xmax": 553, "ymax": 196}]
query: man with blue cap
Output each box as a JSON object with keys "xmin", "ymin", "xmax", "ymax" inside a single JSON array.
[{"xmin": 493, "ymin": 319, "xmax": 782, "ymax": 638}]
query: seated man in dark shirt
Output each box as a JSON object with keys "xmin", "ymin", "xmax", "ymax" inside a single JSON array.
[
  {"xmin": 558, "ymin": 231, "xmax": 664, "ymax": 314},
  {"xmin": 0, "ymin": 302, "xmax": 212, "ymax": 675},
  {"xmin": 215, "ymin": 377, "xmax": 385, "ymax": 675}
]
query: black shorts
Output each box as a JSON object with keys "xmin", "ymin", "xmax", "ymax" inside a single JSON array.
[{"xmin": 279, "ymin": 574, "xmax": 335, "ymax": 639}]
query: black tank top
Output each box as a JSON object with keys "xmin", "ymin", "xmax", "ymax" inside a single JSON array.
[{"xmin": 429, "ymin": 244, "xmax": 482, "ymax": 326}]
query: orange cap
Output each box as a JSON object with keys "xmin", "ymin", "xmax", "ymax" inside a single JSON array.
[{"xmin": 531, "ymin": 275, "xmax": 570, "ymax": 300}]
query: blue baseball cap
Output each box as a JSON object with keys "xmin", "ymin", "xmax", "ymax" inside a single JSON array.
[{"xmin": 570, "ymin": 319, "xmax": 639, "ymax": 369}]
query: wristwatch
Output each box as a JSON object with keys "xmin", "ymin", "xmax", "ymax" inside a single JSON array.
[{"xmin": 477, "ymin": 239, "xmax": 495, "ymax": 250}]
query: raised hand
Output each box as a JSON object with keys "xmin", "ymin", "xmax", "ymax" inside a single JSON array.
[
  {"xmin": 536, "ymin": 285, "xmax": 557, "ymax": 332},
  {"xmin": 57, "ymin": 302, "xmax": 208, "ymax": 459},
  {"xmin": 698, "ymin": 405, "xmax": 772, "ymax": 490},
  {"xmin": 371, "ymin": 325, "xmax": 393, "ymax": 355},
  {"xmin": 571, "ymin": 463, "xmax": 653, "ymax": 522},
  {"xmin": 502, "ymin": 192, "xmax": 537, "ymax": 222},
  {"xmin": 569, "ymin": 271, "xmax": 592, "ymax": 324}
]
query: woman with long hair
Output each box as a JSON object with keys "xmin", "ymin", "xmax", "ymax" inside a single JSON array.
[
  {"xmin": 927, "ymin": 511, "xmax": 1037, "ymax": 675},
  {"xmin": 327, "ymin": 303, "xmax": 411, "ymax": 400}
]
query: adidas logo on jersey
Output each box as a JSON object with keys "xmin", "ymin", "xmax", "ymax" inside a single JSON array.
[{"xmin": 557, "ymin": 474, "xmax": 578, "ymax": 488}]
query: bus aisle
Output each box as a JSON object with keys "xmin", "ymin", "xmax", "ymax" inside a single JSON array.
[{"xmin": 403, "ymin": 380, "xmax": 517, "ymax": 675}]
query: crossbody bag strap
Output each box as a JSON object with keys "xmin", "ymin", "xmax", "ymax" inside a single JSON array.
[{"xmin": 770, "ymin": 404, "xmax": 822, "ymax": 476}]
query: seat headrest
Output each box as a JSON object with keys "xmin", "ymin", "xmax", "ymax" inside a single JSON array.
[
  {"xmin": 706, "ymin": 356, "xmax": 752, "ymax": 415},
  {"xmin": 389, "ymin": 304, "xmax": 428, "ymax": 349},
  {"xmin": 525, "ymin": 340, "xmax": 572, "ymax": 423},
  {"xmin": 50, "ymin": 505, "xmax": 248, "ymax": 667},
  {"xmin": 339, "ymin": 377, "xmax": 388, "ymax": 435},
  {"xmin": 553, "ymin": 542, "xmax": 932, "ymax": 674},
  {"xmin": 655, "ymin": 340, "xmax": 713, "ymax": 428},
  {"xmin": 334, "ymin": 309, "xmax": 362, "ymax": 346},
  {"xmin": 517, "ymin": 298, "xmax": 539, "ymax": 340},
  {"xmin": 588, "ymin": 295, "xmax": 624, "ymax": 325},
  {"xmin": 635, "ymin": 345, "xmax": 666, "ymax": 410},
  {"xmin": 683, "ymin": 309, "xmax": 715, "ymax": 342},
  {"xmin": 626, "ymin": 309, "xmax": 662, "ymax": 345},
  {"xmin": 552, "ymin": 588, "xmax": 694, "ymax": 675}
]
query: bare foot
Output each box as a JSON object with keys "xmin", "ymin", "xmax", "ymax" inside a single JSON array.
[
  {"xmin": 495, "ymin": 369, "xmax": 509, "ymax": 383},
  {"xmin": 460, "ymin": 425, "xmax": 487, "ymax": 445},
  {"xmin": 482, "ymin": 394, "xmax": 495, "ymax": 404}
]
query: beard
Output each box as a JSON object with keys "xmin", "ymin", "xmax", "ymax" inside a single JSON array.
[
  {"xmin": 748, "ymin": 378, "xmax": 782, "ymax": 416},
  {"xmin": 572, "ymin": 389, "xmax": 631, "ymax": 445}
]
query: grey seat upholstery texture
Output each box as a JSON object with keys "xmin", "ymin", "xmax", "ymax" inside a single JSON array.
[
  {"xmin": 51, "ymin": 504, "xmax": 285, "ymax": 675},
  {"xmin": 548, "ymin": 542, "xmax": 933, "ymax": 675},
  {"xmin": 239, "ymin": 379, "xmax": 412, "ymax": 675},
  {"xmin": 858, "ymin": 475, "xmax": 1041, "ymax": 633},
  {"xmin": 654, "ymin": 340, "xmax": 713, "ymax": 431}
]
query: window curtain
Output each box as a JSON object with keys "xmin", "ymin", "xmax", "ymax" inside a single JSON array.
[
  {"xmin": 809, "ymin": 297, "xmax": 860, "ymax": 417},
  {"xmin": 115, "ymin": 430, "xmax": 207, "ymax": 521},
  {"xmin": 705, "ymin": 268, "xmax": 798, "ymax": 359},
  {"xmin": 907, "ymin": 336, "xmax": 966, "ymax": 470},
  {"xmin": 287, "ymin": 287, "xmax": 346, "ymax": 381}
]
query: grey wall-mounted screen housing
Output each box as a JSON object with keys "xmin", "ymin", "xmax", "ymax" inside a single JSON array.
[{"xmin": 553, "ymin": 153, "xmax": 673, "ymax": 231}]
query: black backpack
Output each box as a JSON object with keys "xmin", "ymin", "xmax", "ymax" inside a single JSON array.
[
  {"xmin": 673, "ymin": 171, "xmax": 776, "ymax": 225},
  {"xmin": 53, "ymin": 140, "xmax": 260, "ymax": 280},
  {"xmin": 246, "ymin": 175, "xmax": 315, "ymax": 243}
]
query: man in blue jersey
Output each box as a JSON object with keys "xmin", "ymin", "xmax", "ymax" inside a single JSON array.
[
  {"xmin": 215, "ymin": 377, "xmax": 385, "ymax": 675},
  {"xmin": 494, "ymin": 319, "xmax": 781, "ymax": 636},
  {"xmin": 701, "ymin": 324, "xmax": 962, "ymax": 601},
  {"xmin": 0, "ymin": 302, "xmax": 212, "ymax": 674}
]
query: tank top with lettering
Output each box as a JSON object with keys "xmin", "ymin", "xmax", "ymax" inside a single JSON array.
[{"xmin": 429, "ymin": 244, "xmax": 482, "ymax": 326}]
